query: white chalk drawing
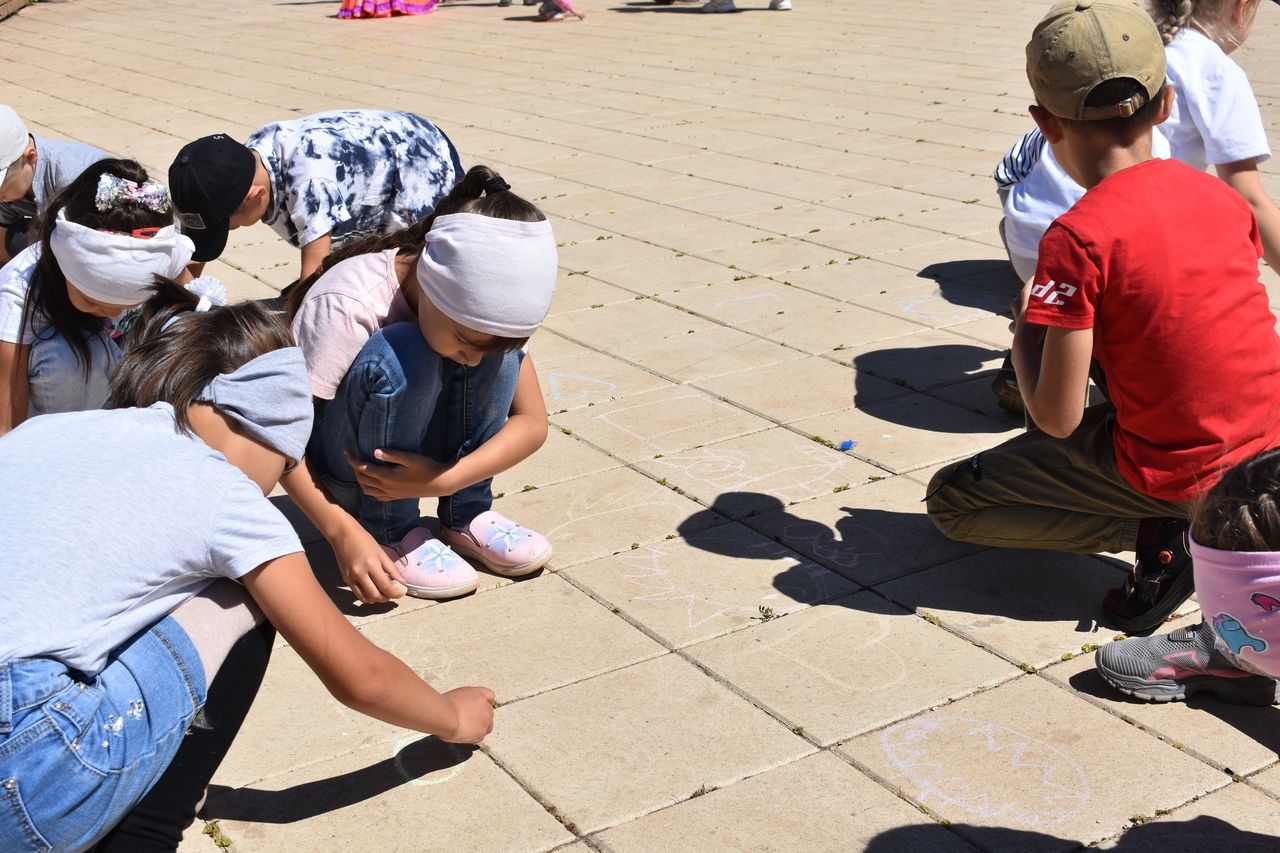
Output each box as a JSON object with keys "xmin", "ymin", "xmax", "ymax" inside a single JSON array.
[
  {"xmin": 895, "ymin": 287, "xmax": 986, "ymax": 326},
  {"xmin": 542, "ymin": 485, "xmax": 681, "ymax": 550},
  {"xmin": 612, "ymin": 531, "xmax": 844, "ymax": 629},
  {"xmin": 713, "ymin": 292, "xmax": 782, "ymax": 310},
  {"xmin": 775, "ymin": 516, "xmax": 890, "ymax": 571},
  {"xmin": 592, "ymin": 391, "xmax": 745, "ymax": 454},
  {"xmin": 547, "ymin": 371, "xmax": 617, "ymax": 405},
  {"xmin": 720, "ymin": 610, "xmax": 907, "ymax": 693},
  {"xmin": 392, "ymin": 735, "xmax": 467, "ymax": 787},
  {"xmin": 879, "ymin": 715, "xmax": 1090, "ymax": 826},
  {"xmin": 651, "ymin": 444, "xmax": 854, "ymax": 505}
]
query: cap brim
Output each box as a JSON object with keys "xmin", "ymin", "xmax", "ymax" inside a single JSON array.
[{"xmin": 186, "ymin": 220, "xmax": 230, "ymax": 263}]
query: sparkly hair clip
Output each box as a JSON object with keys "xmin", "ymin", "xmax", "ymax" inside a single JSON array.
[{"xmin": 95, "ymin": 174, "xmax": 172, "ymax": 214}]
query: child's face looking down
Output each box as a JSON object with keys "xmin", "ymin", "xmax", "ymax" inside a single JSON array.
[
  {"xmin": 66, "ymin": 282, "xmax": 133, "ymax": 319},
  {"xmin": 415, "ymin": 295, "xmax": 498, "ymax": 367},
  {"xmin": 0, "ymin": 145, "xmax": 35, "ymax": 203}
]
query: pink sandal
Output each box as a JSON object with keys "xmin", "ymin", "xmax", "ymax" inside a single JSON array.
[{"xmin": 383, "ymin": 527, "xmax": 478, "ymax": 599}]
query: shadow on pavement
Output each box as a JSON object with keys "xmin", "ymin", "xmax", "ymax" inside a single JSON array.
[
  {"xmin": 1067, "ymin": 667, "xmax": 1280, "ymax": 760},
  {"xmin": 203, "ymin": 738, "xmax": 477, "ymax": 824},
  {"xmin": 866, "ymin": 817, "xmax": 1278, "ymax": 853}
]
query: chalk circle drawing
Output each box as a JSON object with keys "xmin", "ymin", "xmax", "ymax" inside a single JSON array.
[
  {"xmin": 392, "ymin": 735, "xmax": 468, "ymax": 787},
  {"xmin": 880, "ymin": 715, "xmax": 1090, "ymax": 827},
  {"xmin": 613, "ymin": 533, "xmax": 844, "ymax": 629},
  {"xmin": 547, "ymin": 371, "xmax": 617, "ymax": 405},
  {"xmin": 652, "ymin": 444, "xmax": 853, "ymax": 506}
]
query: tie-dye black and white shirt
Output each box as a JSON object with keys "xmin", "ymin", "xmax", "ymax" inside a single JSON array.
[{"xmin": 245, "ymin": 110, "xmax": 463, "ymax": 249}]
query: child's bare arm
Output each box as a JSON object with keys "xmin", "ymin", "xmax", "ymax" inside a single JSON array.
[
  {"xmin": 300, "ymin": 233, "xmax": 332, "ymax": 282},
  {"xmin": 0, "ymin": 340, "xmax": 30, "ymax": 437},
  {"xmin": 1217, "ymin": 159, "xmax": 1280, "ymax": 269},
  {"xmin": 0, "ymin": 226, "xmax": 10, "ymax": 267},
  {"xmin": 281, "ymin": 456, "xmax": 408, "ymax": 604},
  {"xmin": 350, "ymin": 354, "xmax": 549, "ymax": 500},
  {"xmin": 243, "ymin": 552, "xmax": 494, "ymax": 742}
]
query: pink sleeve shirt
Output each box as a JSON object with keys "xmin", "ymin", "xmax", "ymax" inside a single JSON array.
[{"xmin": 290, "ymin": 249, "xmax": 415, "ymax": 400}]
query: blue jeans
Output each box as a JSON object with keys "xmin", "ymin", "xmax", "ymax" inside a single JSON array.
[
  {"xmin": 0, "ymin": 618, "xmax": 205, "ymax": 853},
  {"xmin": 307, "ymin": 322, "xmax": 521, "ymax": 545},
  {"xmin": 27, "ymin": 330, "xmax": 120, "ymax": 418}
]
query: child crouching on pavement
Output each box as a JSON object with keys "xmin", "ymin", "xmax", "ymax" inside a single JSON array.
[{"xmin": 925, "ymin": 0, "xmax": 1280, "ymax": 635}]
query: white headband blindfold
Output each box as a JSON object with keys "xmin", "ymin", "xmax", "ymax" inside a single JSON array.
[
  {"xmin": 49, "ymin": 208, "xmax": 195, "ymax": 307},
  {"xmin": 416, "ymin": 213, "xmax": 557, "ymax": 339}
]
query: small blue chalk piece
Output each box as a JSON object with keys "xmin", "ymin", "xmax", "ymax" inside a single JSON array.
[{"xmin": 838, "ymin": 440, "xmax": 856, "ymax": 451}]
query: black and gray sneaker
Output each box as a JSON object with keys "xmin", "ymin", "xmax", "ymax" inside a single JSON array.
[
  {"xmin": 1096, "ymin": 621, "xmax": 1279, "ymax": 705},
  {"xmin": 1103, "ymin": 518, "xmax": 1195, "ymax": 633}
]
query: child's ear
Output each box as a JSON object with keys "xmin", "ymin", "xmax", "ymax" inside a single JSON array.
[
  {"xmin": 1029, "ymin": 104, "xmax": 1064, "ymax": 144},
  {"xmin": 21, "ymin": 139, "xmax": 36, "ymax": 166},
  {"xmin": 1154, "ymin": 85, "xmax": 1176, "ymax": 126}
]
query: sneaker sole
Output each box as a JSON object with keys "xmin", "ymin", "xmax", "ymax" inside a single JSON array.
[
  {"xmin": 402, "ymin": 576, "xmax": 480, "ymax": 600},
  {"xmin": 447, "ymin": 541, "xmax": 553, "ymax": 578},
  {"xmin": 1103, "ymin": 564, "xmax": 1196, "ymax": 634},
  {"xmin": 1096, "ymin": 663, "xmax": 1279, "ymax": 706}
]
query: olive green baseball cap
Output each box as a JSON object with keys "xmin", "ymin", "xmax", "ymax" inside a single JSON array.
[{"xmin": 1026, "ymin": 0, "xmax": 1166, "ymax": 121}]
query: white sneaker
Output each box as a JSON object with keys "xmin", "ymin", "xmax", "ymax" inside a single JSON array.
[
  {"xmin": 769, "ymin": 0, "xmax": 791, "ymax": 8},
  {"xmin": 701, "ymin": 0, "xmax": 736, "ymax": 11}
]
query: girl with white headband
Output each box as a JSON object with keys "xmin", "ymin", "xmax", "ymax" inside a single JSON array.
[
  {"xmin": 1096, "ymin": 446, "xmax": 1280, "ymax": 706},
  {"xmin": 283, "ymin": 164, "xmax": 557, "ymax": 603},
  {"xmin": 0, "ymin": 281, "xmax": 495, "ymax": 852},
  {"xmin": 0, "ymin": 158, "xmax": 195, "ymax": 437}
]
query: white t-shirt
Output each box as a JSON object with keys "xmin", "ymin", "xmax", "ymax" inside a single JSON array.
[
  {"xmin": 291, "ymin": 249, "xmax": 415, "ymax": 400},
  {"xmin": 0, "ymin": 404, "xmax": 303, "ymax": 676},
  {"xmin": 0, "ymin": 245, "xmax": 43, "ymax": 345},
  {"xmin": 1158, "ymin": 27, "xmax": 1270, "ymax": 171},
  {"xmin": 1001, "ymin": 133, "xmax": 1172, "ymax": 259}
]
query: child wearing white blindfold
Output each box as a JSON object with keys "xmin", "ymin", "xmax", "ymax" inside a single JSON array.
[
  {"xmin": 283, "ymin": 165, "xmax": 558, "ymax": 604},
  {"xmin": 0, "ymin": 159, "xmax": 194, "ymax": 436}
]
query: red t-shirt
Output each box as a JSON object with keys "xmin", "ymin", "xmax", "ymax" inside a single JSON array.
[{"xmin": 1026, "ymin": 157, "xmax": 1280, "ymax": 502}]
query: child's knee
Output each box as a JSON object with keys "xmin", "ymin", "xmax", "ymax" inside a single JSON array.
[{"xmin": 924, "ymin": 459, "xmax": 972, "ymax": 541}]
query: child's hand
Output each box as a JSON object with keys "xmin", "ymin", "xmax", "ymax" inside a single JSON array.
[
  {"xmin": 345, "ymin": 449, "xmax": 456, "ymax": 500},
  {"xmin": 441, "ymin": 686, "xmax": 497, "ymax": 744},
  {"xmin": 333, "ymin": 523, "xmax": 408, "ymax": 604}
]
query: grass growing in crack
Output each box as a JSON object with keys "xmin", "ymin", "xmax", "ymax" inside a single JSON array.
[
  {"xmin": 204, "ymin": 821, "xmax": 234, "ymax": 850},
  {"xmin": 753, "ymin": 605, "xmax": 777, "ymax": 623}
]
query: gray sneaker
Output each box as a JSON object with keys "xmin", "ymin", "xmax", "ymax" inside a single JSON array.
[{"xmin": 1096, "ymin": 621, "xmax": 1279, "ymax": 705}]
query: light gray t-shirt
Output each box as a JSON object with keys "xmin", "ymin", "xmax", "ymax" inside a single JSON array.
[
  {"xmin": 0, "ymin": 404, "xmax": 303, "ymax": 676},
  {"xmin": 0, "ymin": 135, "xmax": 108, "ymax": 226}
]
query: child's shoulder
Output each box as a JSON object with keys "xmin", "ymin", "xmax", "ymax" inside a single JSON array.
[{"xmin": 303, "ymin": 249, "xmax": 400, "ymax": 304}]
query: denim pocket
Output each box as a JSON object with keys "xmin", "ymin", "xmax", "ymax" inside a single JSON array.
[{"xmin": 0, "ymin": 751, "xmax": 55, "ymax": 852}]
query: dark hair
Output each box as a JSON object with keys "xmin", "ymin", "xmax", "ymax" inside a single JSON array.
[
  {"xmin": 22, "ymin": 158, "xmax": 177, "ymax": 378},
  {"xmin": 1193, "ymin": 448, "xmax": 1280, "ymax": 551},
  {"xmin": 1067, "ymin": 80, "xmax": 1168, "ymax": 136},
  {"xmin": 110, "ymin": 279, "xmax": 296, "ymax": 435},
  {"xmin": 284, "ymin": 165, "xmax": 544, "ymax": 353}
]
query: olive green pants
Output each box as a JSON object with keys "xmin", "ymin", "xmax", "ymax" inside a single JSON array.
[{"xmin": 925, "ymin": 404, "xmax": 1187, "ymax": 553}]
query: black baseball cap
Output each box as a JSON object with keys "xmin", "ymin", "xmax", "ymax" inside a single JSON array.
[{"xmin": 168, "ymin": 134, "xmax": 256, "ymax": 263}]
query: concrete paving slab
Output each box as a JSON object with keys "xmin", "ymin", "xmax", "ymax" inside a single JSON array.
[
  {"xmin": 596, "ymin": 752, "xmax": 979, "ymax": 853},
  {"xmin": 564, "ymin": 520, "xmax": 856, "ymax": 649},
  {"xmin": 839, "ymin": 676, "xmax": 1227, "ymax": 852},
  {"xmin": 688, "ymin": 591, "xmax": 1018, "ymax": 745},
  {"xmin": 484, "ymin": 655, "xmax": 813, "ymax": 835}
]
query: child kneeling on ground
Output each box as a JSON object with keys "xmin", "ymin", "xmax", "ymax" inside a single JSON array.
[
  {"xmin": 0, "ymin": 282, "xmax": 494, "ymax": 853},
  {"xmin": 925, "ymin": 0, "xmax": 1280, "ymax": 634},
  {"xmin": 1097, "ymin": 447, "xmax": 1280, "ymax": 706}
]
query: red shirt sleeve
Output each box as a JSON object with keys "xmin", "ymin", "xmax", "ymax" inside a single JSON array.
[{"xmin": 1023, "ymin": 222, "xmax": 1099, "ymax": 330}]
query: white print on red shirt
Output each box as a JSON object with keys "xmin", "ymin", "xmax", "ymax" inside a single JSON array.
[{"xmin": 1031, "ymin": 280, "xmax": 1078, "ymax": 306}]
